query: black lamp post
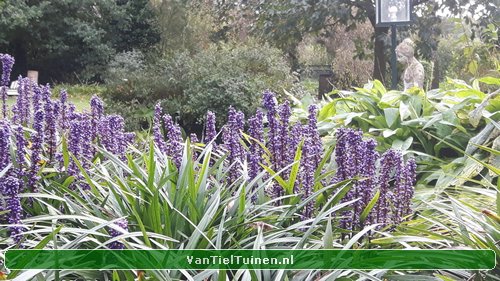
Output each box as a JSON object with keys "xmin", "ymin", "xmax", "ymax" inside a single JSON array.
[{"xmin": 375, "ymin": 0, "xmax": 413, "ymax": 90}]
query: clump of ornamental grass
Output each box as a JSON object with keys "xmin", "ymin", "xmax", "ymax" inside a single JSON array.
[
  {"xmin": 0, "ymin": 55, "xmax": 135, "ymax": 245},
  {"xmin": 153, "ymin": 90, "xmax": 325, "ymax": 219},
  {"xmin": 152, "ymin": 90, "xmax": 417, "ymax": 233},
  {"xmin": 332, "ymin": 128, "xmax": 417, "ymax": 236},
  {"xmin": 1, "ymin": 53, "xmax": 417, "ymax": 256}
]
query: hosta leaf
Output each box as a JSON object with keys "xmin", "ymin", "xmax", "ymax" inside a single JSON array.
[
  {"xmin": 372, "ymin": 79, "xmax": 387, "ymax": 95},
  {"xmin": 378, "ymin": 91, "xmax": 401, "ymax": 108},
  {"xmin": 399, "ymin": 101, "xmax": 411, "ymax": 120},
  {"xmin": 382, "ymin": 129, "xmax": 397, "ymax": 138},
  {"xmin": 384, "ymin": 108, "xmax": 399, "ymax": 128},
  {"xmin": 478, "ymin": 76, "xmax": 500, "ymax": 85},
  {"xmin": 318, "ymin": 101, "xmax": 336, "ymax": 121},
  {"xmin": 391, "ymin": 137, "xmax": 413, "ymax": 151}
]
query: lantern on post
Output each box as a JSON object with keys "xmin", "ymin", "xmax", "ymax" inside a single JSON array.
[{"xmin": 376, "ymin": 0, "xmax": 413, "ymax": 89}]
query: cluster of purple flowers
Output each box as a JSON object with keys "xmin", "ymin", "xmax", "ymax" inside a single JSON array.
[
  {"xmin": 204, "ymin": 111, "xmax": 217, "ymax": 145},
  {"xmin": 260, "ymin": 91, "xmax": 323, "ymax": 215},
  {"xmin": 333, "ymin": 128, "xmax": 417, "ymax": 233},
  {"xmin": 0, "ymin": 53, "xmax": 418, "ymax": 246},
  {"xmin": 191, "ymin": 91, "xmax": 323, "ymax": 216},
  {"xmin": 0, "ymin": 54, "xmax": 137, "ymax": 244},
  {"xmin": 247, "ymin": 110, "xmax": 264, "ymax": 184},
  {"xmin": 222, "ymin": 107, "xmax": 246, "ymax": 184},
  {"xmin": 1, "ymin": 53, "xmax": 15, "ymax": 118},
  {"xmin": 300, "ymin": 105, "xmax": 322, "ymax": 218},
  {"xmin": 153, "ymin": 103, "xmax": 184, "ymax": 168},
  {"xmin": 108, "ymin": 218, "xmax": 128, "ymax": 249},
  {"xmin": 0, "ymin": 121, "xmax": 25, "ymax": 244}
]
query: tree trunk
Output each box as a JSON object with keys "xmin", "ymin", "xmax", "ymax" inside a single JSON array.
[
  {"xmin": 287, "ymin": 43, "xmax": 301, "ymax": 73},
  {"xmin": 373, "ymin": 26, "xmax": 389, "ymax": 84},
  {"xmin": 431, "ymin": 51, "xmax": 440, "ymax": 89}
]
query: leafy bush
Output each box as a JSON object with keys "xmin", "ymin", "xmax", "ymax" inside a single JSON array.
[
  {"xmin": 103, "ymin": 41, "xmax": 295, "ymax": 131},
  {"xmin": 437, "ymin": 21, "xmax": 499, "ymax": 82}
]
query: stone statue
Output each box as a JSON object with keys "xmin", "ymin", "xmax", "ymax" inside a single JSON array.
[{"xmin": 395, "ymin": 38, "xmax": 425, "ymax": 91}]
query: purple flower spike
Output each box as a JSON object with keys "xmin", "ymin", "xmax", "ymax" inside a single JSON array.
[
  {"xmin": 67, "ymin": 114, "xmax": 93, "ymax": 190},
  {"xmin": 14, "ymin": 125, "xmax": 27, "ymax": 178},
  {"xmin": 223, "ymin": 106, "xmax": 245, "ymax": 184},
  {"xmin": 59, "ymin": 89, "xmax": 69, "ymax": 130},
  {"xmin": 299, "ymin": 105, "xmax": 322, "ymax": 219},
  {"xmin": 12, "ymin": 77, "xmax": 31, "ymax": 125},
  {"xmin": 98, "ymin": 115, "xmax": 128, "ymax": 158},
  {"xmin": 163, "ymin": 114, "xmax": 183, "ymax": 168},
  {"xmin": 32, "ymin": 84, "xmax": 44, "ymax": 114},
  {"xmin": 248, "ymin": 110, "xmax": 264, "ymax": 202},
  {"xmin": 0, "ymin": 120, "xmax": 12, "ymax": 170},
  {"xmin": 248, "ymin": 110, "xmax": 264, "ymax": 182},
  {"xmin": 373, "ymin": 149, "xmax": 401, "ymax": 228},
  {"xmin": 0, "ymin": 87, "xmax": 6, "ymax": 119},
  {"xmin": 262, "ymin": 91, "xmax": 283, "ymax": 198},
  {"xmin": 1, "ymin": 54, "xmax": 15, "ymax": 118},
  {"xmin": 393, "ymin": 157, "xmax": 417, "ymax": 224},
  {"xmin": 204, "ymin": 111, "xmax": 217, "ymax": 146},
  {"xmin": 0, "ymin": 54, "xmax": 15, "ymax": 87},
  {"xmin": 90, "ymin": 95, "xmax": 104, "ymax": 142},
  {"xmin": 262, "ymin": 90, "xmax": 278, "ymax": 112},
  {"xmin": 279, "ymin": 101, "xmax": 293, "ymax": 174},
  {"xmin": 108, "ymin": 218, "xmax": 128, "ymax": 249},
  {"xmin": 27, "ymin": 109, "xmax": 44, "ymax": 193},
  {"xmin": 190, "ymin": 133, "xmax": 199, "ymax": 143},
  {"xmin": 2, "ymin": 176, "xmax": 24, "ymax": 244},
  {"xmin": 153, "ymin": 103, "xmax": 167, "ymax": 153},
  {"xmin": 189, "ymin": 133, "xmax": 199, "ymax": 160},
  {"xmin": 358, "ymin": 139, "xmax": 378, "ymax": 226},
  {"xmin": 44, "ymin": 98, "xmax": 58, "ymax": 160}
]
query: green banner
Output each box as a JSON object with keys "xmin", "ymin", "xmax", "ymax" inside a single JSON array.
[{"xmin": 4, "ymin": 249, "xmax": 495, "ymax": 270}]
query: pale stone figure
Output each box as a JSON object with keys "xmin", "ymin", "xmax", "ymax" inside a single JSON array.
[{"xmin": 395, "ymin": 38, "xmax": 425, "ymax": 90}]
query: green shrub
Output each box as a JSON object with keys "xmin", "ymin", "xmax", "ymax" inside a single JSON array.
[
  {"xmin": 436, "ymin": 21, "xmax": 499, "ymax": 82},
  {"xmin": 103, "ymin": 41, "xmax": 294, "ymax": 131}
]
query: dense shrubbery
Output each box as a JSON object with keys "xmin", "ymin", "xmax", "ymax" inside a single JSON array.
[
  {"xmin": 0, "ymin": 0, "xmax": 160, "ymax": 83},
  {"xmin": 436, "ymin": 22, "xmax": 499, "ymax": 83},
  {"xmin": 104, "ymin": 41, "xmax": 295, "ymax": 131}
]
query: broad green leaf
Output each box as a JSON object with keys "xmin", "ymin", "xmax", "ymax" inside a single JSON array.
[
  {"xmin": 382, "ymin": 129, "xmax": 397, "ymax": 138},
  {"xmin": 378, "ymin": 91, "xmax": 401, "ymax": 108},
  {"xmin": 399, "ymin": 101, "xmax": 411, "ymax": 120},
  {"xmin": 384, "ymin": 108, "xmax": 399, "ymax": 128},
  {"xmin": 372, "ymin": 80, "xmax": 387, "ymax": 95},
  {"xmin": 318, "ymin": 101, "xmax": 336, "ymax": 121},
  {"xmin": 478, "ymin": 77, "xmax": 500, "ymax": 86},
  {"xmin": 468, "ymin": 60, "xmax": 478, "ymax": 75},
  {"xmin": 391, "ymin": 137, "xmax": 413, "ymax": 151}
]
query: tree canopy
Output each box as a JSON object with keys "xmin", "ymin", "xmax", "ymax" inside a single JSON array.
[
  {"xmin": 0, "ymin": 0, "xmax": 160, "ymax": 83},
  {"xmin": 216, "ymin": 0, "xmax": 498, "ymax": 83}
]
